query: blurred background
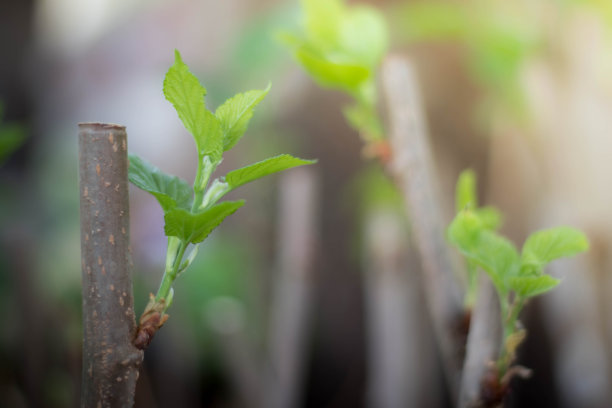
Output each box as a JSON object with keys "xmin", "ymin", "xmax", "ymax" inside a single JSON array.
[{"xmin": 1, "ymin": 0, "xmax": 612, "ymax": 407}]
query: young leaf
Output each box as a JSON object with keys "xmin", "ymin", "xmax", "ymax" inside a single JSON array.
[
  {"xmin": 447, "ymin": 210, "xmax": 483, "ymax": 254},
  {"xmin": 448, "ymin": 211, "xmax": 519, "ymax": 291},
  {"xmin": 164, "ymin": 200, "xmax": 245, "ymax": 244},
  {"xmin": 294, "ymin": 47, "xmax": 370, "ymax": 92},
  {"xmin": 302, "ymin": 0, "xmax": 344, "ymax": 49},
  {"xmin": 475, "ymin": 206, "xmax": 502, "ymax": 230},
  {"xmin": 128, "ymin": 153, "xmax": 193, "ymax": 211},
  {"xmin": 225, "ymin": 154, "xmax": 316, "ymax": 190},
  {"xmin": 215, "ymin": 85, "xmax": 270, "ymax": 151},
  {"xmin": 338, "ymin": 6, "xmax": 389, "ymax": 68},
  {"xmin": 163, "ymin": 50, "xmax": 223, "ymax": 161},
  {"xmin": 521, "ymin": 227, "xmax": 589, "ymax": 271},
  {"xmin": 470, "ymin": 230, "xmax": 520, "ymax": 292},
  {"xmin": 342, "ymin": 102, "xmax": 383, "ymax": 141},
  {"xmin": 455, "ymin": 169, "xmax": 477, "ymax": 212},
  {"xmin": 507, "ymin": 275, "xmax": 561, "ymax": 298}
]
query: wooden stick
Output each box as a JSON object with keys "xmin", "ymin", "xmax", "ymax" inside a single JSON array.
[
  {"xmin": 381, "ymin": 56, "xmax": 464, "ymax": 397},
  {"xmin": 79, "ymin": 122, "xmax": 142, "ymax": 407},
  {"xmin": 363, "ymin": 208, "xmax": 442, "ymax": 408},
  {"xmin": 265, "ymin": 167, "xmax": 319, "ymax": 408},
  {"xmin": 458, "ymin": 278, "xmax": 501, "ymax": 408}
]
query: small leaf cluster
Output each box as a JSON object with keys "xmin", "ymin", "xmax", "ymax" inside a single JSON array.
[
  {"xmin": 129, "ymin": 50, "xmax": 315, "ymax": 307},
  {"xmin": 448, "ymin": 169, "xmax": 588, "ymax": 371},
  {"xmin": 453, "ymin": 170, "xmax": 502, "ymax": 307},
  {"xmin": 281, "ymin": 0, "xmax": 389, "ymax": 141}
]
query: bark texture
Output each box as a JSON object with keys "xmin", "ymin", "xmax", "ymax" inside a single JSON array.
[{"xmin": 79, "ymin": 122, "xmax": 143, "ymax": 408}]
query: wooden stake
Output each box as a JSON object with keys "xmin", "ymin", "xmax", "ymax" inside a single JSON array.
[{"xmin": 79, "ymin": 122, "xmax": 142, "ymax": 407}]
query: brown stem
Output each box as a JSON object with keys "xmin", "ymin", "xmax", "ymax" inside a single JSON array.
[
  {"xmin": 79, "ymin": 122, "xmax": 143, "ymax": 407},
  {"xmin": 458, "ymin": 278, "xmax": 501, "ymax": 408},
  {"xmin": 381, "ymin": 55, "xmax": 465, "ymax": 398}
]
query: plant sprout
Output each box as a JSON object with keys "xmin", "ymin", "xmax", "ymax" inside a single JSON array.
[
  {"xmin": 129, "ymin": 50, "xmax": 315, "ymax": 348},
  {"xmin": 454, "ymin": 169, "xmax": 502, "ymax": 308},
  {"xmin": 281, "ymin": 0, "xmax": 388, "ymax": 149},
  {"xmin": 448, "ymin": 169, "xmax": 589, "ymax": 377}
]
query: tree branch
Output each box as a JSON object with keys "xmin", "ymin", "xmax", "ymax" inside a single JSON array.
[
  {"xmin": 79, "ymin": 122, "xmax": 143, "ymax": 407},
  {"xmin": 265, "ymin": 167, "xmax": 319, "ymax": 408},
  {"xmin": 381, "ymin": 55, "xmax": 465, "ymax": 398},
  {"xmin": 458, "ymin": 278, "xmax": 501, "ymax": 408}
]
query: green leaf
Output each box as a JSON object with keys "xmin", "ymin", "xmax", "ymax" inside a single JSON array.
[
  {"xmin": 338, "ymin": 6, "xmax": 388, "ymax": 68},
  {"xmin": 294, "ymin": 46, "xmax": 370, "ymax": 92},
  {"xmin": 164, "ymin": 201, "xmax": 245, "ymax": 243},
  {"xmin": 448, "ymin": 210, "xmax": 483, "ymax": 254},
  {"xmin": 342, "ymin": 102, "xmax": 383, "ymax": 141},
  {"xmin": 472, "ymin": 231, "xmax": 521, "ymax": 283},
  {"xmin": 302, "ymin": 0, "xmax": 344, "ymax": 49},
  {"xmin": 215, "ymin": 85, "xmax": 270, "ymax": 151},
  {"xmin": 475, "ymin": 206, "xmax": 502, "ymax": 230},
  {"xmin": 225, "ymin": 154, "xmax": 316, "ymax": 190},
  {"xmin": 521, "ymin": 227, "xmax": 589, "ymax": 272},
  {"xmin": 455, "ymin": 169, "xmax": 477, "ymax": 212},
  {"xmin": 128, "ymin": 154, "xmax": 193, "ymax": 211},
  {"xmin": 163, "ymin": 50, "xmax": 223, "ymax": 161},
  {"xmin": 453, "ymin": 169, "xmax": 502, "ymax": 230},
  {"xmin": 448, "ymin": 211, "xmax": 520, "ymax": 292},
  {"xmin": 507, "ymin": 275, "xmax": 561, "ymax": 298}
]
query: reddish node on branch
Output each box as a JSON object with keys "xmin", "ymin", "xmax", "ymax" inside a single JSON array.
[
  {"xmin": 362, "ymin": 140, "xmax": 392, "ymax": 164},
  {"xmin": 479, "ymin": 363, "xmax": 532, "ymax": 407},
  {"xmin": 133, "ymin": 294, "xmax": 170, "ymax": 350}
]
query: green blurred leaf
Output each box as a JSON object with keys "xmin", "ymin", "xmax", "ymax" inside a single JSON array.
[
  {"xmin": 128, "ymin": 154, "xmax": 193, "ymax": 211},
  {"xmin": 302, "ymin": 0, "xmax": 344, "ymax": 50},
  {"xmin": 343, "ymin": 102, "xmax": 383, "ymax": 141},
  {"xmin": 396, "ymin": 3, "xmax": 469, "ymax": 41},
  {"xmin": 225, "ymin": 154, "xmax": 316, "ymax": 190},
  {"xmin": 215, "ymin": 85, "xmax": 270, "ymax": 151},
  {"xmin": 338, "ymin": 6, "xmax": 389, "ymax": 68},
  {"xmin": 281, "ymin": 0, "xmax": 388, "ymax": 139},
  {"xmin": 448, "ymin": 210, "xmax": 483, "ymax": 254},
  {"xmin": 508, "ymin": 275, "xmax": 561, "ymax": 298},
  {"xmin": 455, "ymin": 169, "xmax": 477, "ymax": 212},
  {"xmin": 475, "ymin": 206, "xmax": 502, "ymax": 230},
  {"xmin": 163, "ymin": 50, "xmax": 223, "ymax": 161},
  {"xmin": 448, "ymin": 211, "xmax": 520, "ymax": 291},
  {"xmin": 472, "ymin": 230, "xmax": 520, "ymax": 292},
  {"xmin": 521, "ymin": 227, "xmax": 589, "ymax": 272},
  {"xmin": 294, "ymin": 46, "xmax": 370, "ymax": 92},
  {"xmin": 164, "ymin": 201, "xmax": 245, "ymax": 243}
]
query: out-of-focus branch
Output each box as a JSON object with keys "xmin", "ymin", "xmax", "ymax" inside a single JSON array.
[
  {"xmin": 363, "ymin": 208, "xmax": 443, "ymax": 408},
  {"xmin": 79, "ymin": 122, "xmax": 143, "ymax": 407},
  {"xmin": 458, "ymin": 278, "xmax": 501, "ymax": 408},
  {"xmin": 265, "ymin": 167, "xmax": 319, "ymax": 408},
  {"xmin": 541, "ymin": 258, "xmax": 612, "ymax": 408},
  {"xmin": 381, "ymin": 55, "xmax": 464, "ymax": 397}
]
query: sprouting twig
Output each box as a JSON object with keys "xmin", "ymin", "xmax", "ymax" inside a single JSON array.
[
  {"xmin": 381, "ymin": 55, "xmax": 464, "ymax": 397},
  {"xmin": 458, "ymin": 278, "xmax": 501, "ymax": 407},
  {"xmin": 79, "ymin": 122, "xmax": 143, "ymax": 407}
]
